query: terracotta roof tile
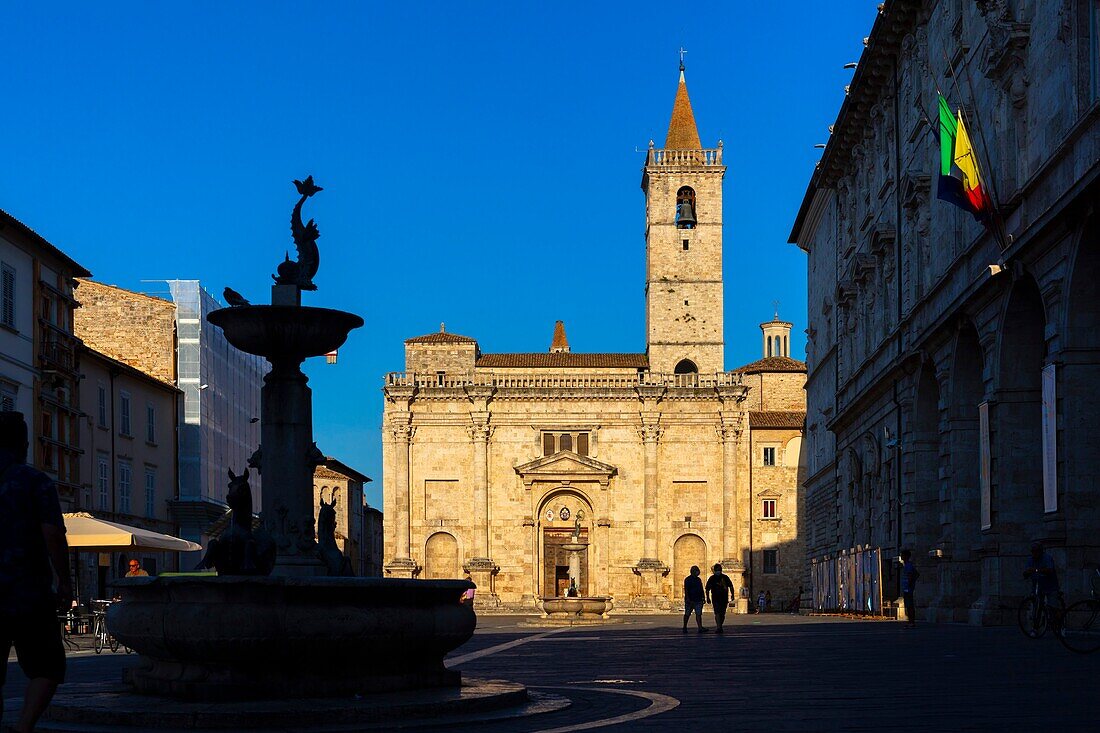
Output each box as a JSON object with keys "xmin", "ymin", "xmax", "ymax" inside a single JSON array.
[
  {"xmin": 733, "ymin": 356, "xmax": 807, "ymax": 374},
  {"xmin": 477, "ymin": 353, "xmax": 648, "ymax": 369},
  {"xmin": 405, "ymin": 331, "xmax": 477, "ymax": 345},
  {"xmin": 665, "ymin": 70, "xmax": 702, "ymax": 150},
  {"xmin": 749, "ymin": 411, "xmax": 807, "ymax": 429}
]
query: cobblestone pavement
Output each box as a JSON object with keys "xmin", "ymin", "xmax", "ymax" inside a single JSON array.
[{"xmin": 6, "ymin": 614, "xmax": 1094, "ymax": 731}]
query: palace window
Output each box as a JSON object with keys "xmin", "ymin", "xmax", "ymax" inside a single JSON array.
[
  {"xmin": 542, "ymin": 431, "xmax": 590, "ymax": 456},
  {"xmin": 120, "ymin": 392, "xmax": 132, "ymax": 437},
  {"xmin": 97, "ymin": 385, "xmax": 107, "ymax": 428},
  {"xmin": 762, "ymin": 499, "xmax": 777, "ymax": 519},
  {"xmin": 1, "ymin": 263, "xmax": 15, "ymax": 328},
  {"xmin": 97, "ymin": 456, "xmax": 109, "ymax": 510},
  {"xmin": 118, "ymin": 460, "xmax": 132, "ymax": 514},
  {"xmin": 146, "ymin": 403, "xmax": 156, "ymax": 444},
  {"xmin": 0, "ymin": 384, "xmax": 15, "ymax": 412},
  {"xmin": 763, "ymin": 447, "xmax": 776, "ymax": 466},
  {"xmin": 682, "ymin": 239, "xmax": 689, "ymax": 251},
  {"xmin": 145, "ymin": 469, "xmax": 156, "ymax": 519},
  {"xmin": 763, "ymin": 549, "xmax": 779, "ymax": 574},
  {"xmin": 675, "ymin": 187, "xmax": 696, "ymax": 229}
]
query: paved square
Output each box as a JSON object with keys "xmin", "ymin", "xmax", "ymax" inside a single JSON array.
[{"xmin": 6, "ymin": 614, "xmax": 1092, "ymax": 731}]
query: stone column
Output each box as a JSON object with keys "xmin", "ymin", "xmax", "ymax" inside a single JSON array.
[
  {"xmin": 384, "ymin": 420, "xmax": 417, "ymax": 578},
  {"xmin": 523, "ymin": 516, "xmax": 537, "ymax": 607},
  {"xmin": 464, "ymin": 385, "xmax": 498, "ymax": 606},
  {"xmin": 632, "ymin": 383, "xmax": 670, "ymax": 608},
  {"xmin": 718, "ymin": 383, "xmax": 749, "ymax": 611}
]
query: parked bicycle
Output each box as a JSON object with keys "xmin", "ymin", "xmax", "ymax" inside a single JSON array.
[
  {"xmin": 90, "ymin": 600, "xmax": 119, "ymax": 654},
  {"xmin": 1017, "ymin": 577, "xmax": 1064, "ymax": 639},
  {"xmin": 1058, "ymin": 569, "xmax": 1100, "ymax": 654}
]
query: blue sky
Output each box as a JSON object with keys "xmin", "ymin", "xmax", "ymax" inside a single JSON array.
[{"xmin": 2, "ymin": 2, "xmax": 878, "ymax": 506}]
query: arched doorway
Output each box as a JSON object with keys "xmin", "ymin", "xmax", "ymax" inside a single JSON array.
[
  {"xmin": 994, "ymin": 276, "xmax": 1046, "ymax": 543},
  {"xmin": 537, "ymin": 491, "xmax": 592, "ymax": 597},
  {"xmin": 1064, "ymin": 217, "xmax": 1100, "ymax": 564},
  {"xmin": 944, "ymin": 322, "xmax": 983, "ymax": 614},
  {"xmin": 672, "ymin": 534, "xmax": 706, "ymax": 602},
  {"xmin": 423, "ymin": 532, "xmax": 460, "ymax": 579},
  {"xmin": 909, "ymin": 364, "xmax": 942, "ymax": 560}
]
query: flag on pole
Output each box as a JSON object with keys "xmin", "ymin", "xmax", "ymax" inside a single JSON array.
[{"xmin": 936, "ymin": 94, "xmax": 993, "ymax": 223}]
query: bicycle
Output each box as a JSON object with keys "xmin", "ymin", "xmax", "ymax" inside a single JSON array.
[
  {"xmin": 1017, "ymin": 577, "xmax": 1064, "ymax": 639},
  {"xmin": 90, "ymin": 600, "xmax": 119, "ymax": 654},
  {"xmin": 1058, "ymin": 569, "xmax": 1100, "ymax": 654}
]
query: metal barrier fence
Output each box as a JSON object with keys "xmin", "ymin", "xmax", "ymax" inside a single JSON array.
[{"xmin": 811, "ymin": 547, "xmax": 887, "ymax": 615}]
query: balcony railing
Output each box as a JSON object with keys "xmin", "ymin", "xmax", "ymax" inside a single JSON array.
[
  {"xmin": 384, "ymin": 370, "xmax": 743, "ymax": 390},
  {"xmin": 647, "ymin": 146, "xmax": 723, "ymax": 167}
]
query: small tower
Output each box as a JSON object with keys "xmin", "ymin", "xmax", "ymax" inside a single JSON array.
[
  {"xmin": 760, "ymin": 310, "xmax": 793, "ymax": 358},
  {"xmin": 642, "ymin": 61, "xmax": 726, "ymax": 374},
  {"xmin": 550, "ymin": 320, "xmax": 570, "ymax": 353}
]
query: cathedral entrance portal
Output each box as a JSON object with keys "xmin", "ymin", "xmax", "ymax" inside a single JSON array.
[{"xmin": 537, "ymin": 492, "xmax": 592, "ymax": 597}]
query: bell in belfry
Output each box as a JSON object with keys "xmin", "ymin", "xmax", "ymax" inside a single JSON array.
[{"xmin": 677, "ymin": 200, "xmax": 696, "ymax": 228}]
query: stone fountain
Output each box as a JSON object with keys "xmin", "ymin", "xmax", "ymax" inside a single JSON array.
[
  {"xmin": 27, "ymin": 178, "xmax": 567, "ymax": 730},
  {"xmin": 535, "ymin": 516, "xmax": 615, "ymax": 625}
]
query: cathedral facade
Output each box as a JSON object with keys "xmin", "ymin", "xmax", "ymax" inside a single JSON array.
[{"xmin": 382, "ymin": 68, "xmax": 807, "ymax": 611}]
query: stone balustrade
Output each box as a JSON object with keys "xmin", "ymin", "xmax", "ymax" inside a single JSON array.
[
  {"xmin": 384, "ymin": 370, "xmax": 743, "ymax": 390},
  {"xmin": 646, "ymin": 147, "xmax": 723, "ymax": 166}
]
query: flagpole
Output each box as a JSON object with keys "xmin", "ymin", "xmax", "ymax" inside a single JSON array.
[{"xmin": 942, "ymin": 47, "xmax": 1011, "ymax": 252}]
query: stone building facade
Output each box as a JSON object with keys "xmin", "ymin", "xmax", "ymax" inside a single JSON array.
[
  {"xmin": 0, "ymin": 208, "xmax": 90, "ymax": 506},
  {"xmin": 76, "ymin": 346, "xmax": 181, "ymax": 596},
  {"xmin": 790, "ymin": 0, "xmax": 1100, "ymax": 622},
  {"xmin": 383, "ymin": 68, "xmax": 808, "ymax": 611}
]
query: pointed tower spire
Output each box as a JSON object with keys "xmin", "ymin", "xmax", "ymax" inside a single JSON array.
[
  {"xmin": 665, "ymin": 57, "xmax": 702, "ymax": 150},
  {"xmin": 550, "ymin": 320, "xmax": 570, "ymax": 353}
]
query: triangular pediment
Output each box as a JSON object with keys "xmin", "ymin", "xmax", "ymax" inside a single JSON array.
[{"xmin": 514, "ymin": 451, "xmax": 618, "ymax": 487}]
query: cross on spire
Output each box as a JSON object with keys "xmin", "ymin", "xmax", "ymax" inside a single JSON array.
[
  {"xmin": 773, "ymin": 300, "xmax": 781, "ymax": 320},
  {"xmin": 679, "ymin": 46, "xmax": 687, "ymax": 72}
]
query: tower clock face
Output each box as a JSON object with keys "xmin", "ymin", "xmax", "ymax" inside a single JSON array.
[{"xmin": 559, "ymin": 507, "xmax": 571, "ymax": 521}]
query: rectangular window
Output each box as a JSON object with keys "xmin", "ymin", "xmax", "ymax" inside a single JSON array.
[
  {"xmin": 763, "ymin": 549, "xmax": 778, "ymax": 574},
  {"xmin": 763, "ymin": 447, "xmax": 776, "ymax": 466},
  {"xmin": 97, "ymin": 457, "xmax": 109, "ymax": 510},
  {"xmin": 120, "ymin": 392, "xmax": 132, "ymax": 436},
  {"xmin": 144, "ymin": 469, "xmax": 156, "ymax": 518},
  {"xmin": 576, "ymin": 433, "xmax": 589, "ymax": 456},
  {"xmin": 118, "ymin": 461, "xmax": 132, "ymax": 514},
  {"xmin": 40, "ymin": 411, "xmax": 54, "ymax": 470},
  {"xmin": 1, "ymin": 263, "xmax": 15, "ymax": 328},
  {"xmin": 762, "ymin": 499, "xmax": 777, "ymax": 519},
  {"xmin": 543, "ymin": 433, "xmax": 555, "ymax": 456},
  {"xmin": 559, "ymin": 433, "xmax": 573, "ymax": 452},
  {"xmin": 682, "ymin": 240, "xmax": 689, "ymax": 251},
  {"xmin": 0, "ymin": 385, "xmax": 15, "ymax": 412},
  {"xmin": 97, "ymin": 385, "xmax": 107, "ymax": 427},
  {"xmin": 146, "ymin": 403, "xmax": 156, "ymax": 443}
]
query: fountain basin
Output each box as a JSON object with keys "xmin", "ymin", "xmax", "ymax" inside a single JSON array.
[
  {"xmin": 108, "ymin": 576, "xmax": 475, "ymax": 700},
  {"xmin": 207, "ymin": 305, "xmax": 363, "ymax": 361},
  {"xmin": 539, "ymin": 596, "xmax": 614, "ymax": 619}
]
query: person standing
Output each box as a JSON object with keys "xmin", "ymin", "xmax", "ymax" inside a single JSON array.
[
  {"xmin": 126, "ymin": 559, "xmax": 149, "ymax": 577},
  {"xmin": 764, "ymin": 590, "xmax": 773, "ymax": 613},
  {"xmin": 900, "ymin": 549, "xmax": 920, "ymax": 628},
  {"xmin": 682, "ymin": 565, "xmax": 708, "ymax": 633},
  {"xmin": 756, "ymin": 590, "xmax": 766, "ymax": 614},
  {"xmin": 0, "ymin": 412, "xmax": 72, "ymax": 733},
  {"xmin": 705, "ymin": 564, "xmax": 734, "ymax": 634}
]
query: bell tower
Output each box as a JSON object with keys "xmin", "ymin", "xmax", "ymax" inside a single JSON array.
[{"xmin": 642, "ymin": 62, "xmax": 726, "ymax": 375}]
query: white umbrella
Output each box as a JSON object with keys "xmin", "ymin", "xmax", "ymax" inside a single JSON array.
[{"xmin": 62, "ymin": 512, "xmax": 202, "ymax": 552}]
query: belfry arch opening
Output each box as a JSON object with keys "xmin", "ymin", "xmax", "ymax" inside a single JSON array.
[
  {"xmin": 674, "ymin": 359, "xmax": 698, "ymax": 375},
  {"xmin": 675, "ymin": 186, "xmax": 696, "ymax": 229}
]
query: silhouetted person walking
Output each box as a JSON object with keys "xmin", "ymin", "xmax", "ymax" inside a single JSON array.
[
  {"xmin": 0, "ymin": 412, "xmax": 72, "ymax": 733},
  {"xmin": 705, "ymin": 563, "xmax": 734, "ymax": 633},
  {"xmin": 900, "ymin": 549, "xmax": 920, "ymax": 628},
  {"xmin": 682, "ymin": 565, "xmax": 708, "ymax": 632}
]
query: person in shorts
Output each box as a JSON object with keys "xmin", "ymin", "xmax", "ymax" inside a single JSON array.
[
  {"xmin": 682, "ymin": 565, "xmax": 708, "ymax": 632},
  {"xmin": 0, "ymin": 412, "xmax": 72, "ymax": 733},
  {"xmin": 705, "ymin": 563, "xmax": 734, "ymax": 633}
]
